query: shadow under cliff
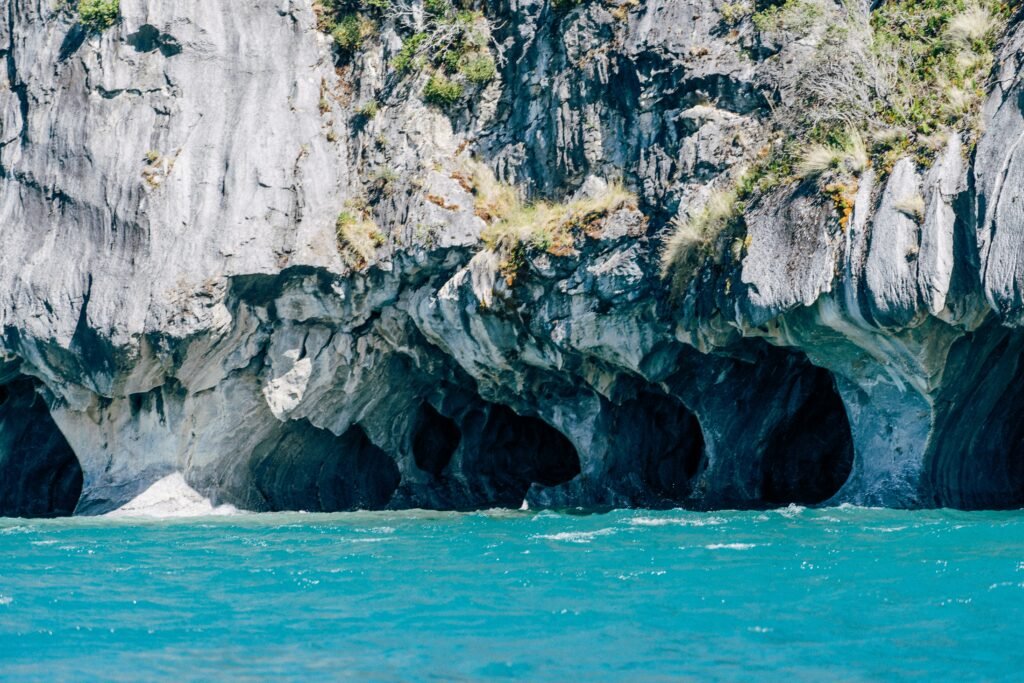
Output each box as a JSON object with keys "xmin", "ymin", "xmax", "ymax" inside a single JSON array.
[{"xmin": 0, "ymin": 378, "xmax": 82, "ymax": 517}]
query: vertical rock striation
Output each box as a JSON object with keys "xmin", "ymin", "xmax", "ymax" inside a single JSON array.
[{"xmin": 1, "ymin": 0, "xmax": 1024, "ymax": 515}]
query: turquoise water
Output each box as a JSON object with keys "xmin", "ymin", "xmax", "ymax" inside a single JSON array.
[{"xmin": 1, "ymin": 507, "xmax": 1022, "ymax": 681}]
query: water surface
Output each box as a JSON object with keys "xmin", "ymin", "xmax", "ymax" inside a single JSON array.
[{"xmin": 1, "ymin": 506, "xmax": 1022, "ymax": 680}]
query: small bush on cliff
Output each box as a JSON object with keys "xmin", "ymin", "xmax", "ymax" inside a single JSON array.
[
  {"xmin": 794, "ymin": 131, "xmax": 868, "ymax": 181},
  {"xmin": 315, "ymin": 0, "xmax": 501, "ymax": 112},
  {"xmin": 331, "ymin": 13, "xmax": 377, "ymax": 53},
  {"xmin": 479, "ymin": 179, "xmax": 639, "ymax": 284},
  {"xmin": 78, "ymin": 0, "xmax": 119, "ymax": 31},
  {"xmin": 450, "ymin": 158, "xmax": 519, "ymax": 223},
  {"xmin": 870, "ymin": 0, "xmax": 1009, "ymax": 160},
  {"xmin": 386, "ymin": 1, "xmax": 502, "ymax": 106},
  {"xmin": 720, "ymin": 1, "xmax": 753, "ymax": 25},
  {"xmin": 336, "ymin": 209, "xmax": 385, "ymax": 270},
  {"xmin": 752, "ymin": 0, "xmax": 825, "ymax": 36},
  {"xmin": 423, "ymin": 73, "xmax": 464, "ymax": 106},
  {"xmin": 661, "ymin": 186, "xmax": 744, "ymax": 294},
  {"xmin": 460, "ymin": 54, "xmax": 497, "ymax": 84}
]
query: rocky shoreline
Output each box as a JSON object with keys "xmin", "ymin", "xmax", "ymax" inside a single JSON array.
[{"xmin": 2, "ymin": 0, "xmax": 1024, "ymax": 515}]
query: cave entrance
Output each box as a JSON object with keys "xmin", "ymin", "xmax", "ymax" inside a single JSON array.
[
  {"xmin": 613, "ymin": 391, "xmax": 706, "ymax": 505},
  {"xmin": 251, "ymin": 421, "xmax": 400, "ymax": 512},
  {"xmin": 412, "ymin": 404, "xmax": 461, "ymax": 478},
  {"xmin": 929, "ymin": 326, "xmax": 1024, "ymax": 510},
  {"xmin": 759, "ymin": 366, "xmax": 854, "ymax": 506},
  {"xmin": 0, "ymin": 379, "xmax": 83, "ymax": 518},
  {"xmin": 478, "ymin": 405, "xmax": 581, "ymax": 505}
]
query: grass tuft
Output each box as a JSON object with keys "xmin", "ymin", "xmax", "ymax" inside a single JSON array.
[{"xmin": 336, "ymin": 209, "xmax": 385, "ymax": 270}]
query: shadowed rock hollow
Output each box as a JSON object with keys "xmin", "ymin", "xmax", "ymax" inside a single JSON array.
[{"xmin": 0, "ymin": 378, "xmax": 83, "ymax": 517}]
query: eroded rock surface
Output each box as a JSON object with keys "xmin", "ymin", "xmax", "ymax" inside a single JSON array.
[{"xmin": 2, "ymin": 0, "xmax": 1024, "ymax": 515}]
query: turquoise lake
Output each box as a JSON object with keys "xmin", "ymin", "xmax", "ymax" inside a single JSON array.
[{"xmin": 1, "ymin": 506, "xmax": 1022, "ymax": 681}]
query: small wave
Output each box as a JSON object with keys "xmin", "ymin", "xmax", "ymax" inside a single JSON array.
[
  {"xmin": 533, "ymin": 529, "xmax": 615, "ymax": 544},
  {"xmin": 629, "ymin": 516, "xmax": 726, "ymax": 528},
  {"xmin": 774, "ymin": 505, "xmax": 806, "ymax": 518},
  {"xmin": 705, "ymin": 543, "xmax": 759, "ymax": 550},
  {"xmin": 0, "ymin": 595, "xmax": 11, "ymax": 606}
]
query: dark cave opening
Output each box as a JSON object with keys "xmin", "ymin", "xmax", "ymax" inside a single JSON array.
[
  {"xmin": 612, "ymin": 391, "xmax": 706, "ymax": 504},
  {"xmin": 412, "ymin": 403, "xmax": 461, "ymax": 478},
  {"xmin": 251, "ymin": 421, "xmax": 400, "ymax": 512},
  {"xmin": 929, "ymin": 325, "xmax": 1024, "ymax": 510},
  {"xmin": 0, "ymin": 379, "xmax": 83, "ymax": 518},
  {"xmin": 477, "ymin": 404, "xmax": 581, "ymax": 504},
  {"xmin": 759, "ymin": 366, "xmax": 854, "ymax": 506}
]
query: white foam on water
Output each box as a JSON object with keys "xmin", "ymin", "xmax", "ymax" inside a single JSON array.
[
  {"xmin": 629, "ymin": 516, "xmax": 727, "ymax": 528},
  {"xmin": 0, "ymin": 595, "xmax": 11, "ymax": 605},
  {"xmin": 774, "ymin": 504, "xmax": 807, "ymax": 518},
  {"xmin": 533, "ymin": 528, "xmax": 616, "ymax": 544},
  {"xmin": 705, "ymin": 543, "xmax": 759, "ymax": 550},
  {"xmin": 105, "ymin": 473, "xmax": 239, "ymax": 519}
]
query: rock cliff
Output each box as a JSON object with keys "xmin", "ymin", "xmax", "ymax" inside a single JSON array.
[{"xmin": 2, "ymin": 0, "xmax": 1024, "ymax": 515}]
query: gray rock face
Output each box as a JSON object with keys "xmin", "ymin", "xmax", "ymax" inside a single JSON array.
[{"xmin": 1, "ymin": 0, "xmax": 1024, "ymax": 516}]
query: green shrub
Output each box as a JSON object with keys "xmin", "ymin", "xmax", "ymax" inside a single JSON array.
[
  {"xmin": 460, "ymin": 55, "xmax": 497, "ymax": 84},
  {"xmin": 720, "ymin": 1, "xmax": 753, "ymax": 25},
  {"xmin": 423, "ymin": 73, "xmax": 464, "ymax": 106},
  {"xmin": 356, "ymin": 100, "xmax": 379, "ymax": 119},
  {"xmin": 393, "ymin": 32, "xmax": 428, "ymax": 72},
  {"xmin": 752, "ymin": 0, "xmax": 824, "ymax": 35},
  {"xmin": 331, "ymin": 13, "xmax": 376, "ymax": 53},
  {"xmin": 424, "ymin": 0, "xmax": 453, "ymax": 17},
  {"xmin": 78, "ymin": 0, "xmax": 119, "ymax": 31}
]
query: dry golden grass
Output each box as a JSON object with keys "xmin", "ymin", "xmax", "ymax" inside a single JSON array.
[
  {"xmin": 794, "ymin": 131, "xmax": 868, "ymax": 181},
  {"xmin": 336, "ymin": 210, "xmax": 385, "ymax": 269},
  {"xmin": 947, "ymin": 3, "xmax": 997, "ymax": 46},
  {"xmin": 481, "ymin": 183, "xmax": 637, "ymax": 258},
  {"xmin": 894, "ymin": 193, "xmax": 926, "ymax": 222},
  {"xmin": 452, "ymin": 158, "xmax": 520, "ymax": 223},
  {"xmin": 660, "ymin": 187, "xmax": 740, "ymax": 290}
]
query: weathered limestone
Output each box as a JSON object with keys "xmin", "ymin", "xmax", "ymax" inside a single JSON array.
[{"xmin": 1, "ymin": 0, "xmax": 1024, "ymax": 516}]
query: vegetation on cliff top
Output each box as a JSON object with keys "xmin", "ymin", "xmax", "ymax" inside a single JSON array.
[
  {"xmin": 77, "ymin": 0, "xmax": 119, "ymax": 30},
  {"xmin": 314, "ymin": 0, "xmax": 498, "ymax": 110},
  {"xmin": 661, "ymin": 0, "xmax": 1012, "ymax": 292}
]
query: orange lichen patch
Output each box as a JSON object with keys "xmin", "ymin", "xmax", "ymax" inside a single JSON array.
[
  {"xmin": 450, "ymin": 171, "xmax": 475, "ymax": 194},
  {"xmin": 426, "ymin": 193, "xmax": 462, "ymax": 211},
  {"xmin": 823, "ymin": 181, "xmax": 857, "ymax": 231}
]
